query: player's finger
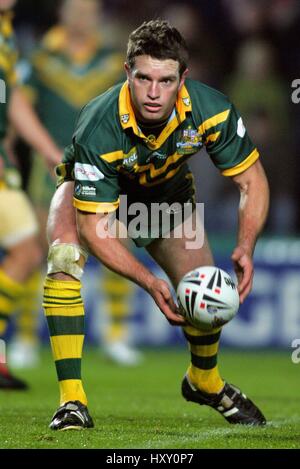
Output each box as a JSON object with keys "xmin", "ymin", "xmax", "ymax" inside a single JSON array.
[
  {"xmin": 165, "ymin": 307, "xmax": 187, "ymax": 325},
  {"xmin": 159, "ymin": 298, "xmax": 187, "ymax": 325},
  {"xmin": 236, "ymin": 255, "xmax": 251, "ymax": 288},
  {"xmin": 239, "ymin": 278, "xmax": 253, "ymax": 303},
  {"xmin": 166, "ymin": 294, "xmax": 178, "ymax": 312},
  {"xmin": 239, "ymin": 272, "xmax": 253, "ymax": 303}
]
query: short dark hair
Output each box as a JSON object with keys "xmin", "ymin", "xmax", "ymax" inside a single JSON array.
[{"xmin": 126, "ymin": 19, "xmax": 189, "ymax": 76}]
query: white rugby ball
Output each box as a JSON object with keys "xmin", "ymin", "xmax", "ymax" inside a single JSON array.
[{"xmin": 177, "ymin": 266, "xmax": 239, "ymax": 330}]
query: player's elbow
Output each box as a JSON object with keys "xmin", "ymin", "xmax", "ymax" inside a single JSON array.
[{"xmin": 234, "ymin": 160, "xmax": 269, "ymax": 197}]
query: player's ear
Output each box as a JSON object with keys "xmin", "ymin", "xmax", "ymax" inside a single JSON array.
[
  {"xmin": 179, "ymin": 68, "xmax": 189, "ymax": 90},
  {"xmin": 124, "ymin": 62, "xmax": 131, "ymax": 80}
]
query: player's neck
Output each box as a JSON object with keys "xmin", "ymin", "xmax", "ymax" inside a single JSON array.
[
  {"xmin": 137, "ymin": 110, "xmax": 175, "ymax": 138},
  {"xmin": 137, "ymin": 116, "xmax": 169, "ymax": 129},
  {"xmin": 137, "ymin": 108, "xmax": 175, "ymax": 128}
]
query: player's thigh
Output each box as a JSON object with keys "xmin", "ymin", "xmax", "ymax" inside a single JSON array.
[
  {"xmin": 0, "ymin": 188, "xmax": 39, "ymax": 249},
  {"xmin": 47, "ymin": 181, "xmax": 78, "ymax": 245},
  {"xmin": 146, "ymin": 211, "xmax": 214, "ymax": 289}
]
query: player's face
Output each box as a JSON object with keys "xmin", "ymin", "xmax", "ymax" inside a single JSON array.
[
  {"xmin": 0, "ymin": 0, "xmax": 16, "ymax": 11},
  {"xmin": 61, "ymin": 0, "xmax": 101, "ymax": 35},
  {"xmin": 125, "ymin": 55, "xmax": 188, "ymax": 124}
]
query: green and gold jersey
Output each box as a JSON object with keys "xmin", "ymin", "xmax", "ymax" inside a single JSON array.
[
  {"xmin": 59, "ymin": 78, "xmax": 259, "ymax": 213},
  {"xmin": 0, "ymin": 11, "xmax": 21, "ymax": 188},
  {"xmin": 23, "ymin": 26, "xmax": 125, "ymax": 148},
  {"xmin": 0, "ymin": 11, "xmax": 18, "ymax": 141}
]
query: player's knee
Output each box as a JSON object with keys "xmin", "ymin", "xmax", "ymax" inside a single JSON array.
[
  {"xmin": 48, "ymin": 272, "xmax": 75, "ymax": 281},
  {"xmin": 47, "ymin": 242, "xmax": 88, "ymax": 281}
]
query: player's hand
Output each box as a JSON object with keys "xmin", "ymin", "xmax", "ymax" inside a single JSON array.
[
  {"xmin": 43, "ymin": 149, "xmax": 64, "ymax": 173},
  {"xmin": 148, "ymin": 277, "xmax": 187, "ymax": 326},
  {"xmin": 231, "ymin": 246, "xmax": 254, "ymax": 304},
  {"xmin": 45, "ymin": 150, "xmax": 63, "ymax": 180}
]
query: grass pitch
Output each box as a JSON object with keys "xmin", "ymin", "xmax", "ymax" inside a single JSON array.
[{"xmin": 0, "ymin": 348, "xmax": 299, "ymax": 449}]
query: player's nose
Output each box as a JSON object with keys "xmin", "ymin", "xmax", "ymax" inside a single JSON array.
[{"xmin": 147, "ymin": 82, "xmax": 160, "ymax": 99}]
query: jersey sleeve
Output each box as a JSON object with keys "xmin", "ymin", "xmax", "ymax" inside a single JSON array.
[
  {"xmin": 205, "ymin": 103, "xmax": 260, "ymax": 176},
  {"xmin": 19, "ymin": 60, "xmax": 39, "ymax": 105},
  {"xmin": 73, "ymin": 141, "xmax": 121, "ymax": 213}
]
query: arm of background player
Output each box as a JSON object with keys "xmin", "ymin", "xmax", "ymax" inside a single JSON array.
[
  {"xmin": 8, "ymin": 87, "xmax": 62, "ymax": 171},
  {"xmin": 76, "ymin": 209, "xmax": 186, "ymax": 326},
  {"xmin": 230, "ymin": 159, "xmax": 269, "ymax": 303}
]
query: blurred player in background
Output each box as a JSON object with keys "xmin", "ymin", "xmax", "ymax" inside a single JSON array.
[
  {"xmin": 0, "ymin": 0, "xmax": 62, "ymax": 388},
  {"xmin": 10, "ymin": 0, "xmax": 142, "ymax": 367},
  {"xmin": 43, "ymin": 19, "xmax": 269, "ymax": 430}
]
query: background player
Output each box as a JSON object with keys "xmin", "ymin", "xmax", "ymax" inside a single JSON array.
[
  {"xmin": 9, "ymin": 0, "xmax": 142, "ymax": 368},
  {"xmin": 0, "ymin": 0, "xmax": 62, "ymax": 388}
]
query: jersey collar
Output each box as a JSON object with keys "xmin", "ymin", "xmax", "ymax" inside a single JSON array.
[
  {"xmin": 42, "ymin": 26, "xmax": 101, "ymax": 65},
  {"xmin": 118, "ymin": 81, "xmax": 192, "ymax": 150}
]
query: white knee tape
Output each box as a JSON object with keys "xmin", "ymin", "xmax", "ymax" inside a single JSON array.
[{"xmin": 47, "ymin": 243, "xmax": 88, "ymax": 280}]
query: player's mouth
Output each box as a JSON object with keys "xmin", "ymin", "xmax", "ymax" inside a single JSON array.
[{"xmin": 143, "ymin": 103, "xmax": 162, "ymax": 112}]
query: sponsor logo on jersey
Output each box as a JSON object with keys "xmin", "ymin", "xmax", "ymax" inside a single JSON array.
[
  {"xmin": 122, "ymin": 147, "xmax": 138, "ymax": 168},
  {"xmin": 81, "ymin": 186, "xmax": 97, "ymax": 196},
  {"xmin": 145, "ymin": 151, "xmax": 167, "ymax": 163},
  {"xmin": 176, "ymin": 126, "xmax": 203, "ymax": 155},
  {"xmin": 74, "ymin": 183, "xmax": 96, "ymax": 197},
  {"xmin": 74, "ymin": 183, "xmax": 82, "ymax": 195},
  {"xmin": 75, "ymin": 163, "xmax": 104, "ymax": 181}
]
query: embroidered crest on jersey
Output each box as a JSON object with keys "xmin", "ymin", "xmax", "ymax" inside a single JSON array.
[
  {"xmin": 176, "ymin": 126, "xmax": 203, "ymax": 155},
  {"xmin": 121, "ymin": 113, "xmax": 130, "ymax": 124},
  {"xmin": 182, "ymin": 97, "xmax": 191, "ymax": 106}
]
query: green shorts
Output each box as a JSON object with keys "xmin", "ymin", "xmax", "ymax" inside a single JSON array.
[
  {"xmin": 56, "ymin": 162, "xmax": 196, "ymax": 248},
  {"xmin": 119, "ymin": 172, "xmax": 196, "ymax": 247}
]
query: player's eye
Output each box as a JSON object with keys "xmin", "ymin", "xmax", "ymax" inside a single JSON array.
[{"xmin": 161, "ymin": 78, "xmax": 175, "ymax": 86}]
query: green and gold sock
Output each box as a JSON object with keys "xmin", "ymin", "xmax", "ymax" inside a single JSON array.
[
  {"xmin": 0, "ymin": 268, "xmax": 25, "ymax": 336},
  {"xmin": 101, "ymin": 267, "xmax": 133, "ymax": 343},
  {"xmin": 43, "ymin": 276, "xmax": 87, "ymax": 405},
  {"xmin": 15, "ymin": 270, "xmax": 41, "ymax": 345},
  {"xmin": 183, "ymin": 324, "xmax": 224, "ymax": 394}
]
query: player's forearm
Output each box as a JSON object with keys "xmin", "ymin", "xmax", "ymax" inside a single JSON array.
[
  {"xmin": 91, "ymin": 237, "xmax": 155, "ymax": 291},
  {"xmin": 8, "ymin": 87, "xmax": 61, "ymax": 165},
  {"xmin": 235, "ymin": 162, "xmax": 269, "ymax": 255},
  {"xmin": 77, "ymin": 211, "xmax": 156, "ymax": 291}
]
